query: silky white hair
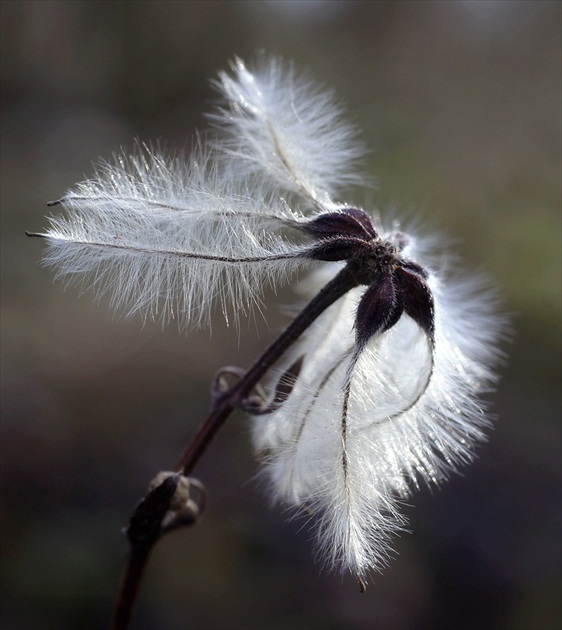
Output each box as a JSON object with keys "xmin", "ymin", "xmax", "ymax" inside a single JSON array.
[{"xmin": 254, "ymin": 260, "xmax": 503, "ymax": 582}]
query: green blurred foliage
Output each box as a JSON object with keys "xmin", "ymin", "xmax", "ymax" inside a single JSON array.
[{"xmin": 1, "ymin": 1, "xmax": 560, "ymax": 629}]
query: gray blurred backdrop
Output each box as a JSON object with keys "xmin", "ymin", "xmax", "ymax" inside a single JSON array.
[{"xmin": 1, "ymin": 2, "xmax": 560, "ymax": 629}]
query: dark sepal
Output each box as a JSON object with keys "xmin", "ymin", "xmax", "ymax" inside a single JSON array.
[
  {"xmin": 307, "ymin": 236, "xmax": 372, "ymax": 262},
  {"xmin": 354, "ymin": 271, "xmax": 404, "ymax": 347},
  {"xmin": 400, "ymin": 259, "xmax": 429, "ymax": 279},
  {"xmin": 302, "ymin": 208, "xmax": 377, "ymax": 240},
  {"xmin": 395, "ymin": 267, "xmax": 435, "ymax": 341}
]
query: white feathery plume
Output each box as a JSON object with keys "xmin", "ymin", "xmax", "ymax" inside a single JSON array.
[
  {"xmin": 30, "ymin": 56, "xmax": 505, "ymax": 587},
  {"xmin": 34, "ymin": 143, "xmax": 321, "ymax": 329},
  {"xmin": 252, "ymin": 233, "xmax": 503, "ymax": 585},
  {"xmin": 210, "ymin": 56, "xmax": 366, "ymax": 210},
  {"xmin": 31, "ymin": 56, "xmax": 367, "ymax": 329}
]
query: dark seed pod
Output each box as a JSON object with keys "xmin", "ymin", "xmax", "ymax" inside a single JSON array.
[
  {"xmin": 395, "ymin": 267, "xmax": 435, "ymax": 341},
  {"xmin": 303, "ymin": 208, "xmax": 377, "ymax": 240},
  {"xmin": 307, "ymin": 237, "xmax": 372, "ymax": 262},
  {"xmin": 355, "ymin": 271, "xmax": 404, "ymax": 347}
]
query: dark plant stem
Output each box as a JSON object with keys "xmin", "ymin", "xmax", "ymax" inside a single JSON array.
[
  {"xmin": 112, "ymin": 545, "xmax": 152, "ymax": 630},
  {"xmin": 109, "ymin": 264, "xmax": 360, "ymax": 630},
  {"xmin": 176, "ymin": 264, "xmax": 359, "ymax": 475}
]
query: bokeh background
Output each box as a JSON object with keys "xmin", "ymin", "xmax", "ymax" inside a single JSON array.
[{"xmin": 1, "ymin": 1, "xmax": 560, "ymax": 629}]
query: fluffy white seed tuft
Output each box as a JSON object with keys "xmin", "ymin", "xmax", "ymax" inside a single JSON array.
[
  {"xmin": 31, "ymin": 56, "xmax": 505, "ymax": 585},
  {"xmin": 35, "ymin": 142, "xmax": 325, "ymax": 329},
  {"xmin": 33, "ymin": 56, "xmax": 368, "ymax": 329},
  {"xmin": 210, "ymin": 56, "xmax": 367, "ymax": 210},
  {"xmin": 252, "ymin": 234, "xmax": 504, "ymax": 583}
]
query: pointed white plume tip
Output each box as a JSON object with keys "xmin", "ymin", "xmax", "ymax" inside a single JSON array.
[{"xmin": 210, "ymin": 55, "xmax": 368, "ymax": 210}]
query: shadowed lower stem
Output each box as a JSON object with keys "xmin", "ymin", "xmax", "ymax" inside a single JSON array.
[{"xmin": 109, "ymin": 264, "xmax": 360, "ymax": 630}]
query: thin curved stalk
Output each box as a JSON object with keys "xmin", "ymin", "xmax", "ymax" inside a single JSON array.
[{"xmin": 110, "ymin": 264, "xmax": 360, "ymax": 630}]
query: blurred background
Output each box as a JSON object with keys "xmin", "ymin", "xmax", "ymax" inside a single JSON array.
[{"xmin": 1, "ymin": 1, "xmax": 560, "ymax": 629}]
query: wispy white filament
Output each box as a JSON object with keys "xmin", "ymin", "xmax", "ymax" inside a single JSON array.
[
  {"xmin": 39, "ymin": 145, "xmax": 320, "ymax": 328},
  {"xmin": 253, "ymin": 255, "xmax": 503, "ymax": 582},
  {"xmin": 35, "ymin": 57, "xmax": 367, "ymax": 328},
  {"xmin": 32, "ymin": 56, "xmax": 504, "ymax": 586},
  {"xmin": 210, "ymin": 56, "xmax": 366, "ymax": 209}
]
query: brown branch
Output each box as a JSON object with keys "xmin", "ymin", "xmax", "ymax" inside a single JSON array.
[
  {"xmin": 109, "ymin": 265, "xmax": 360, "ymax": 629},
  {"xmin": 110, "ymin": 474, "xmax": 182, "ymax": 630}
]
